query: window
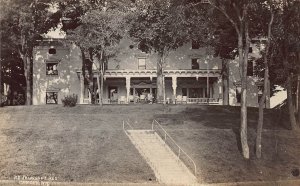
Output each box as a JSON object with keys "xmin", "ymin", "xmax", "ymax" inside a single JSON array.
[
  {"xmin": 138, "ymin": 58, "xmax": 146, "ymax": 69},
  {"xmin": 192, "ymin": 40, "xmax": 200, "ymax": 49},
  {"xmin": 46, "ymin": 62, "xmax": 58, "ymax": 75},
  {"xmin": 191, "ymin": 58, "xmax": 199, "ymax": 69},
  {"xmin": 249, "ymin": 47, "xmax": 253, "ymax": 53},
  {"xmin": 49, "ymin": 48, "xmax": 56, "ymax": 54},
  {"xmin": 247, "ymin": 60, "xmax": 253, "ymax": 76},
  {"xmin": 46, "ymin": 92, "xmax": 58, "ymax": 104},
  {"xmin": 236, "ymin": 86, "xmax": 241, "ymax": 103}
]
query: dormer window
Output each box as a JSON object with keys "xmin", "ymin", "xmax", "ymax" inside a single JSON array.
[
  {"xmin": 138, "ymin": 57, "xmax": 146, "ymax": 69},
  {"xmin": 49, "ymin": 48, "xmax": 56, "ymax": 54}
]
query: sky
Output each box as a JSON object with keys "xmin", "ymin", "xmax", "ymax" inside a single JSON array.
[{"xmin": 45, "ymin": 23, "xmax": 66, "ymax": 38}]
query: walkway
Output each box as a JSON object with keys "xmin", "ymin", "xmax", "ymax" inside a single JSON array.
[{"xmin": 126, "ymin": 130, "xmax": 198, "ymax": 185}]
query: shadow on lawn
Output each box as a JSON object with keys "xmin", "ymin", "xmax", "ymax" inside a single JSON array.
[
  {"xmin": 182, "ymin": 105, "xmax": 290, "ymax": 130},
  {"xmin": 154, "ymin": 105, "xmax": 292, "ymax": 158}
]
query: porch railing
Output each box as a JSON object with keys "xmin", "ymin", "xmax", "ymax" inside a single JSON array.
[{"xmin": 186, "ymin": 98, "xmax": 220, "ymax": 104}]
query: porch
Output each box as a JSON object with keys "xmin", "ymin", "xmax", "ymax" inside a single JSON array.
[{"xmin": 77, "ymin": 69, "xmax": 223, "ymax": 105}]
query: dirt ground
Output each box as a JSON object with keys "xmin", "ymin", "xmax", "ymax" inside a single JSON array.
[{"xmin": 0, "ymin": 104, "xmax": 299, "ymax": 184}]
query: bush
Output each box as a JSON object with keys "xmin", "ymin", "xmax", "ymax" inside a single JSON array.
[{"xmin": 61, "ymin": 94, "xmax": 78, "ymax": 107}]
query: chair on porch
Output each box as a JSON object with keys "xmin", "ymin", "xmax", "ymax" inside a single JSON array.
[
  {"xmin": 111, "ymin": 93, "xmax": 118, "ymax": 104},
  {"xmin": 182, "ymin": 96, "xmax": 187, "ymax": 104},
  {"xmin": 147, "ymin": 93, "xmax": 153, "ymax": 103},
  {"xmin": 176, "ymin": 95, "xmax": 182, "ymax": 104},
  {"xmin": 128, "ymin": 95, "xmax": 134, "ymax": 103},
  {"xmin": 119, "ymin": 96, "xmax": 126, "ymax": 104},
  {"xmin": 140, "ymin": 94, "xmax": 146, "ymax": 103}
]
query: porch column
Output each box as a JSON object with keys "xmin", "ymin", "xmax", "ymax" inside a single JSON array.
[
  {"xmin": 80, "ymin": 72, "xmax": 84, "ymax": 104},
  {"xmin": 126, "ymin": 76, "xmax": 131, "ymax": 104},
  {"xmin": 218, "ymin": 76, "xmax": 223, "ymax": 105},
  {"xmin": 207, "ymin": 76, "xmax": 210, "ymax": 98},
  {"xmin": 172, "ymin": 76, "xmax": 177, "ymax": 104}
]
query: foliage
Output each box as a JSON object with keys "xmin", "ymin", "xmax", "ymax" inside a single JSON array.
[
  {"xmin": 129, "ymin": 0, "xmax": 202, "ymax": 55},
  {"xmin": 269, "ymin": 1, "xmax": 300, "ymax": 87},
  {"xmin": 61, "ymin": 94, "xmax": 78, "ymax": 107},
  {"xmin": 0, "ymin": 48, "xmax": 26, "ymax": 95},
  {"xmin": 0, "ymin": 0, "xmax": 61, "ymax": 105}
]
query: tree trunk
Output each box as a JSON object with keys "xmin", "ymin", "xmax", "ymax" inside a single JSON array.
[
  {"xmin": 100, "ymin": 66, "xmax": 104, "ymax": 106},
  {"xmin": 238, "ymin": 31, "xmax": 250, "ymax": 159},
  {"xmin": 157, "ymin": 52, "xmax": 164, "ymax": 103},
  {"xmin": 287, "ymin": 73, "xmax": 299, "ymax": 130},
  {"xmin": 97, "ymin": 51, "xmax": 105, "ymax": 106},
  {"xmin": 297, "ymin": 50, "xmax": 300, "ymax": 125},
  {"xmin": 96, "ymin": 71, "xmax": 101, "ymax": 105},
  {"xmin": 24, "ymin": 55, "xmax": 31, "ymax": 105},
  {"xmin": 256, "ymin": 63, "xmax": 270, "ymax": 158},
  {"xmin": 0, "ymin": 58, "xmax": 2, "ymax": 107},
  {"xmin": 298, "ymin": 75, "xmax": 300, "ymax": 125},
  {"xmin": 256, "ymin": 11, "xmax": 273, "ymax": 158},
  {"xmin": 222, "ymin": 59, "xmax": 229, "ymax": 105}
]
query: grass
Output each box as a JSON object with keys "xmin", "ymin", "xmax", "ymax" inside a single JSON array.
[{"xmin": 0, "ymin": 104, "xmax": 299, "ymax": 184}]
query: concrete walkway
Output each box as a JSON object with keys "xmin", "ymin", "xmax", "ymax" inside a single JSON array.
[{"xmin": 126, "ymin": 130, "xmax": 198, "ymax": 185}]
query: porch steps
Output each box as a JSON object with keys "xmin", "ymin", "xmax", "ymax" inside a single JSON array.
[{"xmin": 126, "ymin": 130, "xmax": 198, "ymax": 185}]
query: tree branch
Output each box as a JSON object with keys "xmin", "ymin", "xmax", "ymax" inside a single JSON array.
[{"xmin": 209, "ymin": 1, "xmax": 240, "ymax": 35}]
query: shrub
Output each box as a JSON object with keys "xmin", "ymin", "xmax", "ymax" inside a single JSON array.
[{"xmin": 61, "ymin": 94, "xmax": 78, "ymax": 107}]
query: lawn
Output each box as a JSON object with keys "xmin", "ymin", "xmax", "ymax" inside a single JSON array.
[{"xmin": 0, "ymin": 104, "xmax": 299, "ymax": 184}]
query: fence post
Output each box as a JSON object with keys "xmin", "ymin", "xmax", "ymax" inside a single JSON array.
[{"xmin": 152, "ymin": 120, "xmax": 154, "ymax": 130}]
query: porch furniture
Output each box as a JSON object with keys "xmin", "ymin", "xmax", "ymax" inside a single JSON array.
[
  {"xmin": 147, "ymin": 93, "xmax": 153, "ymax": 103},
  {"xmin": 182, "ymin": 96, "xmax": 187, "ymax": 104},
  {"xmin": 119, "ymin": 96, "xmax": 126, "ymax": 104},
  {"xmin": 140, "ymin": 94, "xmax": 146, "ymax": 103},
  {"xmin": 166, "ymin": 97, "xmax": 170, "ymax": 104},
  {"xmin": 110, "ymin": 93, "xmax": 118, "ymax": 104},
  {"xmin": 176, "ymin": 95, "xmax": 182, "ymax": 104},
  {"xmin": 128, "ymin": 95, "xmax": 134, "ymax": 103}
]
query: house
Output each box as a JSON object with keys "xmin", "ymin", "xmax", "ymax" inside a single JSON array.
[{"xmin": 32, "ymin": 38, "xmax": 270, "ymax": 108}]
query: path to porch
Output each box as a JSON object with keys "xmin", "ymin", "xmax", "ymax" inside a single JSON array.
[{"xmin": 124, "ymin": 121, "xmax": 198, "ymax": 185}]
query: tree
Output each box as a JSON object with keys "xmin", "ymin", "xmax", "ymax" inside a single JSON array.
[
  {"xmin": 208, "ymin": 0, "xmax": 260, "ymax": 159},
  {"xmin": 0, "ymin": 0, "xmax": 61, "ymax": 105},
  {"xmin": 0, "ymin": 47, "xmax": 26, "ymax": 105},
  {"xmin": 255, "ymin": 0, "xmax": 276, "ymax": 159},
  {"xmin": 129, "ymin": 0, "xmax": 199, "ymax": 103},
  {"xmin": 270, "ymin": 0, "xmax": 300, "ymax": 130},
  {"xmin": 62, "ymin": 0, "xmax": 131, "ymax": 105}
]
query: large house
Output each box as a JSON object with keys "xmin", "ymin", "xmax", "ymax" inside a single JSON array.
[{"xmin": 32, "ymin": 38, "xmax": 270, "ymax": 108}]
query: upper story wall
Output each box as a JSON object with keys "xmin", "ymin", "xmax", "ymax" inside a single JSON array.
[{"xmin": 106, "ymin": 39, "xmax": 222, "ymax": 71}]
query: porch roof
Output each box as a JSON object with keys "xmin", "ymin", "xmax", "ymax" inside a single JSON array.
[{"xmin": 76, "ymin": 69, "xmax": 221, "ymax": 78}]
